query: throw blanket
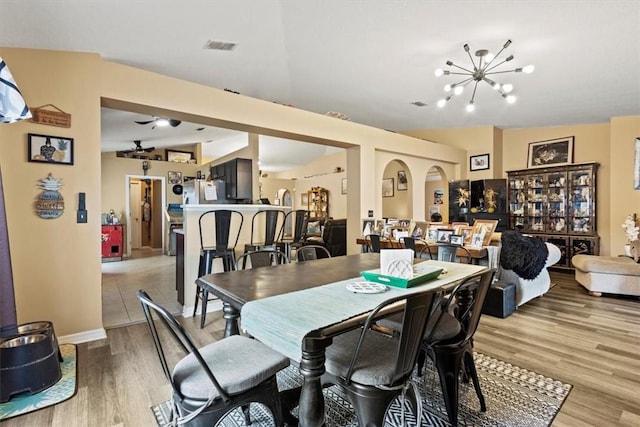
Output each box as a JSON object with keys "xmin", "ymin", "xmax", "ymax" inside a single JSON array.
[{"xmin": 500, "ymin": 231, "xmax": 549, "ymax": 280}]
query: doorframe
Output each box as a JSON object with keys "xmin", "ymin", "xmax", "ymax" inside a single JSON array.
[{"xmin": 125, "ymin": 174, "xmax": 166, "ymax": 257}]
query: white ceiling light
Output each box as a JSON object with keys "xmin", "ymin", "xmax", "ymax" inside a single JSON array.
[{"xmin": 435, "ymin": 40, "xmax": 533, "ymax": 112}]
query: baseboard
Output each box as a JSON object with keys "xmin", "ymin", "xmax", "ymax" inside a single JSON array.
[
  {"xmin": 182, "ymin": 299, "xmax": 222, "ymax": 318},
  {"xmin": 58, "ymin": 328, "xmax": 107, "ymax": 344}
]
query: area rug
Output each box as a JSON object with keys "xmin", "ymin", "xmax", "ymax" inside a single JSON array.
[
  {"xmin": 0, "ymin": 343, "xmax": 77, "ymax": 421},
  {"xmin": 152, "ymin": 352, "xmax": 571, "ymax": 427}
]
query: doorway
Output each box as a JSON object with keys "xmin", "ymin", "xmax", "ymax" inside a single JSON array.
[{"xmin": 125, "ymin": 174, "xmax": 166, "ymax": 256}]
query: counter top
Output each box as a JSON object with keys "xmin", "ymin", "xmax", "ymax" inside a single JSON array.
[{"xmin": 182, "ymin": 204, "xmax": 290, "ymax": 211}]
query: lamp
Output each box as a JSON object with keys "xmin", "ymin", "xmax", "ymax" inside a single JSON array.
[
  {"xmin": 0, "ymin": 57, "xmax": 32, "ymax": 337},
  {"xmin": 435, "ymin": 40, "xmax": 534, "ymax": 112}
]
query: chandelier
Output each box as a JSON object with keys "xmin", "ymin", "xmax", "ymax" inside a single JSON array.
[{"xmin": 435, "ymin": 40, "xmax": 534, "ymax": 112}]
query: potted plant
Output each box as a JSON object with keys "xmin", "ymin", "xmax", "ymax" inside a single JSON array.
[{"xmin": 622, "ymin": 213, "xmax": 639, "ymax": 257}]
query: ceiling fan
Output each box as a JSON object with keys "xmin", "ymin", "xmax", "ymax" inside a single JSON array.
[
  {"xmin": 119, "ymin": 140, "xmax": 155, "ymax": 154},
  {"xmin": 134, "ymin": 116, "xmax": 181, "ymax": 129}
]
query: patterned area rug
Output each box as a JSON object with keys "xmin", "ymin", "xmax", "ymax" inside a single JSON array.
[
  {"xmin": 0, "ymin": 343, "xmax": 77, "ymax": 421},
  {"xmin": 152, "ymin": 352, "xmax": 571, "ymax": 427}
]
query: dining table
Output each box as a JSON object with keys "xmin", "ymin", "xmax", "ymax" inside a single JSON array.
[
  {"xmin": 356, "ymin": 236, "xmax": 489, "ymax": 260},
  {"xmin": 196, "ymin": 253, "xmax": 486, "ymax": 427}
]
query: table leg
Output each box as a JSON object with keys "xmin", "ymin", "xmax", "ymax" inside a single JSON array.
[
  {"xmin": 298, "ymin": 339, "xmax": 329, "ymax": 427},
  {"xmin": 222, "ymin": 302, "xmax": 240, "ymax": 337}
]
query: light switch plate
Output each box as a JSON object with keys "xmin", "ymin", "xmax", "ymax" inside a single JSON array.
[{"xmin": 77, "ymin": 210, "xmax": 87, "ymax": 223}]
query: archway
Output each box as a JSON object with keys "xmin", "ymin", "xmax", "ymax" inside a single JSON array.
[
  {"xmin": 381, "ymin": 159, "xmax": 412, "ymax": 221},
  {"xmin": 424, "ymin": 166, "xmax": 448, "ymax": 222}
]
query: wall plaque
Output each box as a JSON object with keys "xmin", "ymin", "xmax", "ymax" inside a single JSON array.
[{"xmin": 29, "ymin": 104, "xmax": 71, "ymax": 128}]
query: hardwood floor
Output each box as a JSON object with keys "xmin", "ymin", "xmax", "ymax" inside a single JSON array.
[{"xmin": 3, "ymin": 271, "xmax": 639, "ymax": 426}]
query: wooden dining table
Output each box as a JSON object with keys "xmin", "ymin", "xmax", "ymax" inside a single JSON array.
[{"xmin": 197, "ymin": 253, "xmax": 486, "ymax": 427}]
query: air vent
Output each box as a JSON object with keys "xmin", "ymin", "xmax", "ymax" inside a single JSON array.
[
  {"xmin": 411, "ymin": 101, "xmax": 428, "ymax": 107},
  {"xmin": 204, "ymin": 40, "xmax": 237, "ymax": 51}
]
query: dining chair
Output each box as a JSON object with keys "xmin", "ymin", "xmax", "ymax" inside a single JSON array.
[
  {"xmin": 277, "ymin": 209, "xmax": 308, "ymax": 260},
  {"xmin": 435, "ymin": 243, "xmax": 472, "ymax": 264},
  {"xmin": 194, "ymin": 209, "xmax": 243, "ymax": 328},
  {"xmin": 243, "ymin": 209, "xmax": 286, "ymax": 254},
  {"xmin": 399, "ymin": 236, "xmax": 416, "ymax": 252},
  {"xmin": 235, "ymin": 249, "xmax": 289, "ymax": 270},
  {"xmin": 296, "ymin": 244, "xmax": 331, "ymax": 262},
  {"xmin": 322, "ymin": 287, "xmax": 439, "ymax": 426},
  {"xmin": 365, "ymin": 233, "xmax": 382, "ymax": 253},
  {"xmin": 137, "ymin": 290, "xmax": 290, "ymax": 427},
  {"xmin": 417, "ymin": 268, "xmax": 496, "ymax": 427}
]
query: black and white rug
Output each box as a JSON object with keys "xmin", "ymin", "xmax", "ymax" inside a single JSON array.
[{"xmin": 152, "ymin": 352, "xmax": 571, "ymax": 426}]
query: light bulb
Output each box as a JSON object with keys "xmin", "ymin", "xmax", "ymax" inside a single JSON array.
[
  {"xmin": 506, "ymin": 95, "xmax": 516, "ymax": 104},
  {"xmin": 502, "ymin": 83, "xmax": 514, "ymax": 93},
  {"xmin": 466, "ymin": 102, "xmax": 475, "ymax": 112},
  {"xmin": 454, "ymin": 86, "xmax": 464, "ymax": 95},
  {"xmin": 492, "ymin": 82, "xmax": 501, "ymax": 90},
  {"xmin": 437, "ymin": 99, "xmax": 447, "ymax": 108},
  {"xmin": 435, "ymin": 68, "xmax": 444, "ymax": 77},
  {"xmin": 484, "ymin": 53, "xmax": 495, "ymax": 63},
  {"xmin": 522, "ymin": 65, "xmax": 535, "ymax": 74},
  {"xmin": 156, "ymin": 118, "xmax": 169, "ymax": 127},
  {"xmin": 444, "ymin": 84, "xmax": 452, "ymax": 92}
]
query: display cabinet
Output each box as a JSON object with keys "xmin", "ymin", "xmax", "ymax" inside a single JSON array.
[
  {"xmin": 448, "ymin": 179, "xmax": 508, "ymax": 231},
  {"xmin": 506, "ymin": 162, "xmax": 599, "ymax": 269},
  {"xmin": 307, "ymin": 187, "xmax": 329, "ymax": 219}
]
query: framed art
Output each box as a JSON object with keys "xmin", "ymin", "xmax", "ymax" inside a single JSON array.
[
  {"xmin": 527, "ymin": 136, "xmax": 574, "ymax": 168},
  {"xmin": 450, "ymin": 234, "xmax": 464, "ymax": 246},
  {"xmin": 635, "ymin": 137, "xmax": 640, "ymax": 189},
  {"xmin": 28, "ymin": 133, "xmax": 74, "ymax": 165},
  {"xmin": 471, "ymin": 219, "xmax": 498, "ymax": 246},
  {"xmin": 470, "ymin": 233, "xmax": 485, "ymax": 248},
  {"xmin": 382, "ymin": 178, "xmax": 394, "ymax": 197},
  {"xmin": 459, "ymin": 226, "xmax": 474, "ymax": 244},
  {"xmin": 362, "ymin": 219, "xmax": 376, "ymax": 235},
  {"xmin": 166, "ymin": 149, "xmax": 194, "ymax": 163},
  {"xmin": 436, "ymin": 228, "xmax": 454, "ymax": 243},
  {"xmin": 470, "ymin": 153, "xmax": 490, "ymax": 171},
  {"xmin": 397, "ymin": 170, "xmax": 408, "ymax": 190},
  {"xmin": 426, "ymin": 226, "xmax": 439, "ymax": 241},
  {"xmin": 341, "ymin": 178, "xmax": 347, "ymax": 194},
  {"xmin": 412, "ymin": 221, "xmax": 428, "ymax": 239},
  {"xmin": 168, "ymin": 171, "xmax": 182, "ymax": 184},
  {"xmin": 301, "ymin": 192, "xmax": 309, "ymax": 205}
]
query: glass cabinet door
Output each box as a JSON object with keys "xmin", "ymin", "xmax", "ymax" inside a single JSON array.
[
  {"xmin": 507, "ymin": 176, "xmax": 526, "ymax": 230},
  {"xmin": 568, "ymin": 169, "xmax": 594, "ymax": 233},
  {"xmin": 546, "ymin": 171, "xmax": 567, "ymax": 233},
  {"xmin": 525, "ymin": 173, "xmax": 545, "ymax": 232}
]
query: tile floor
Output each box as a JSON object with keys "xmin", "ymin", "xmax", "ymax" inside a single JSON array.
[{"xmin": 102, "ymin": 248, "xmax": 182, "ymax": 328}]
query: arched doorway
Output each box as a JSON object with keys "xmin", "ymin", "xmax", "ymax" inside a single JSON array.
[{"xmin": 424, "ymin": 166, "xmax": 448, "ymax": 222}]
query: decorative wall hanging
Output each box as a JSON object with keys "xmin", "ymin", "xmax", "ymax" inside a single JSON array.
[
  {"xmin": 470, "ymin": 154, "xmax": 490, "ymax": 171},
  {"xmin": 35, "ymin": 174, "xmax": 64, "ymax": 219},
  {"xmin": 527, "ymin": 136, "xmax": 574, "ymax": 169},
  {"xmin": 168, "ymin": 171, "xmax": 182, "ymax": 184},
  {"xmin": 397, "ymin": 171, "xmax": 408, "ymax": 190},
  {"xmin": 29, "ymin": 104, "xmax": 71, "ymax": 128},
  {"xmin": 28, "ymin": 133, "xmax": 74, "ymax": 165},
  {"xmin": 382, "ymin": 178, "xmax": 394, "ymax": 197}
]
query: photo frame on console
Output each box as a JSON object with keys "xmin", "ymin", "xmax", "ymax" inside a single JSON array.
[{"xmin": 471, "ymin": 219, "xmax": 498, "ymax": 246}]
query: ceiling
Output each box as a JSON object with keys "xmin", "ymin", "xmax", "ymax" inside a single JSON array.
[{"xmin": 2, "ymin": 1, "xmax": 639, "ymax": 170}]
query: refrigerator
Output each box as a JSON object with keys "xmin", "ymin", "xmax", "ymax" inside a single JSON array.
[{"xmin": 182, "ymin": 179, "xmax": 227, "ymax": 205}]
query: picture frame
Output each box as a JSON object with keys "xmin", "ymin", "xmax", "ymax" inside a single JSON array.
[
  {"xmin": 426, "ymin": 226, "xmax": 439, "ymax": 241},
  {"xmin": 397, "ymin": 170, "xmax": 408, "ymax": 190},
  {"xmin": 459, "ymin": 226, "xmax": 474, "ymax": 245},
  {"xmin": 382, "ymin": 178, "xmax": 394, "ymax": 197},
  {"xmin": 362, "ymin": 219, "xmax": 376, "ymax": 235},
  {"xmin": 168, "ymin": 171, "xmax": 182, "ymax": 184},
  {"xmin": 166, "ymin": 149, "xmax": 194, "ymax": 163},
  {"xmin": 471, "ymin": 219, "xmax": 499, "ymax": 246},
  {"xmin": 470, "ymin": 153, "xmax": 490, "ymax": 171},
  {"xmin": 527, "ymin": 136, "xmax": 574, "ymax": 168},
  {"xmin": 412, "ymin": 221, "xmax": 428, "ymax": 239},
  {"xmin": 341, "ymin": 178, "xmax": 347, "ymax": 195},
  {"xmin": 436, "ymin": 228, "xmax": 454, "ymax": 243},
  {"xmin": 28, "ymin": 133, "xmax": 74, "ymax": 165},
  {"xmin": 449, "ymin": 234, "xmax": 464, "ymax": 246},
  {"xmin": 470, "ymin": 233, "xmax": 485, "ymax": 248},
  {"xmin": 301, "ymin": 192, "xmax": 309, "ymax": 205}
]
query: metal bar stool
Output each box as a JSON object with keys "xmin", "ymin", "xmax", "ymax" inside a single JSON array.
[{"xmin": 243, "ymin": 209, "xmax": 286, "ymax": 266}]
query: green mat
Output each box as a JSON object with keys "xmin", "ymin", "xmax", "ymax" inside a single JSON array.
[{"xmin": 0, "ymin": 343, "xmax": 77, "ymax": 421}]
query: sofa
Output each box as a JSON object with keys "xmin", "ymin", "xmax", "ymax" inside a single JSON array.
[{"xmin": 571, "ymin": 240, "xmax": 640, "ymax": 296}]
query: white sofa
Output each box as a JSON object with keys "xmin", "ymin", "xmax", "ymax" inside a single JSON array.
[
  {"xmin": 499, "ymin": 242, "xmax": 562, "ymax": 306},
  {"xmin": 572, "ymin": 249, "xmax": 640, "ymax": 297}
]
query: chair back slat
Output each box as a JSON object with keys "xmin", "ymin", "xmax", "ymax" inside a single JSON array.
[{"xmin": 198, "ymin": 210, "xmax": 243, "ymax": 251}]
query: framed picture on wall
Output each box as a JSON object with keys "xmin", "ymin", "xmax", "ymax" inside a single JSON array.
[
  {"xmin": 470, "ymin": 153, "xmax": 490, "ymax": 171},
  {"xmin": 341, "ymin": 178, "xmax": 347, "ymax": 194},
  {"xmin": 168, "ymin": 171, "xmax": 182, "ymax": 184},
  {"xmin": 527, "ymin": 136, "xmax": 574, "ymax": 168},
  {"xmin": 28, "ymin": 133, "xmax": 74, "ymax": 165},
  {"xmin": 397, "ymin": 170, "xmax": 408, "ymax": 190},
  {"xmin": 382, "ymin": 178, "xmax": 394, "ymax": 197}
]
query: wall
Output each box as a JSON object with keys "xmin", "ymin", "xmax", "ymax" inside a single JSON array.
[{"xmin": 382, "ymin": 160, "xmax": 412, "ymax": 220}]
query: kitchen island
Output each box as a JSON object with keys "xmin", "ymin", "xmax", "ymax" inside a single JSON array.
[{"xmin": 178, "ymin": 204, "xmax": 290, "ymax": 317}]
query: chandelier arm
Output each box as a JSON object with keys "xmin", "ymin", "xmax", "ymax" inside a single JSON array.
[
  {"xmin": 465, "ymin": 49, "xmax": 478, "ymax": 70},
  {"xmin": 448, "ymin": 63, "xmax": 475, "ymax": 74},
  {"xmin": 485, "ymin": 58, "xmax": 513, "ymax": 73},
  {"xmin": 469, "ymin": 81, "xmax": 479, "ymax": 104},
  {"xmin": 452, "ymin": 77, "xmax": 474, "ymax": 87},
  {"xmin": 485, "ymin": 69, "xmax": 521, "ymax": 75},
  {"xmin": 484, "ymin": 45, "xmax": 508, "ymax": 69},
  {"xmin": 446, "ymin": 71, "xmax": 474, "ymax": 76}
]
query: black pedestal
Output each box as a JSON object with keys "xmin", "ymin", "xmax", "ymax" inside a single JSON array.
[{"xmin": 482, "ymin": 281, "xmax": 516, "ymax": 318}]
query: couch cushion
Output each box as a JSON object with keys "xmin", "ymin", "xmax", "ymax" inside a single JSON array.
[{"xmin": 572, "ymin": 254, "xmax": 640, "ymax": 275}]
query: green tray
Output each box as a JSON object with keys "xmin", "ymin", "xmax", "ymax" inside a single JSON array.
[{"xmin": 360, "ymin": 265, "xmax": 444, "ymax": 289}]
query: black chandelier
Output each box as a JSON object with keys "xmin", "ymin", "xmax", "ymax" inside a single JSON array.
[{"xmin": 435, "ymin": 39, "xmax": 534, "ymax": 112}]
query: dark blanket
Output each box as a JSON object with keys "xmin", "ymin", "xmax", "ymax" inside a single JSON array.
[{"xmin": 500, "ymin": 231, "xmax": 549, "ymax": 280}]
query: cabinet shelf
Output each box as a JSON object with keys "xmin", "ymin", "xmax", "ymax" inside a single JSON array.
[{"xmin": 507, "ymin": 162, "xmax": 599, "ymax": 269}]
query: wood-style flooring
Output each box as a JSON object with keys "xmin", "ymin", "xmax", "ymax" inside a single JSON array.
[{"xmin": 3, "ymin": 271, "xmax": 639, "ymax": 426}]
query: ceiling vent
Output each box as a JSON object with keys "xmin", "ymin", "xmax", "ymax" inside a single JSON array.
[
  {"xmin": 411, "ymin": 101, "xmax": 428, "ymax": 107},
  {"xmin": 204, "ymin": 40, "xmax": 237, "ymax": 51}
]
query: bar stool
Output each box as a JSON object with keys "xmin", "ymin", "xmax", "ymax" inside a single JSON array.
[
  {"xmin": 243, "ymin": 210, "xmax": 286, "ymax": 265},
  {"xmin": 277, "ymin": 209, "xmax": 308, "ymax": 260},
  {"xmin": 194, "ymin": 209, "xmax": 243, "ymax": 328}
]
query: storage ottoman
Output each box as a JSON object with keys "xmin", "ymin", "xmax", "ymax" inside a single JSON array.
[{"xmin": 482, "ymin": 281, "xmax": 516, "ymax": 318}]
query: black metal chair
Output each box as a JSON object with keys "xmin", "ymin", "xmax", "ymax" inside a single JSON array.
[
  {"xmin": 137, "ymin": 290, "xmax": 290, "ymax": 427},
  {"xmin": 418, "ymin": 269, "xmax": 496, "ymax": 427},
  {"xmin": 321, "ymin": 287, "xmax": 439, "ymax": 426},
  {"xmin": 243, "ymin": 209, "xmax": 286, "ymax": 255},
  {"xmin": 277, "ymin": 209, "xmax": 308, "ymax": 260},
  {"xmin": 399, "ymin": 236, "xmax": 416, "ymax": 251},
  {"xmin": 435, "ymin": 243, "xmax": 472, "ymax": 264},
  {"xmin": 296, "ymin": 244, "xmax": 331, "ymax": 262},
  {"xmin": 194, "ymin": 209, "xmax": 243, "ymax": 328},
  {"xmin": 235, "ymin": 249, "xmax": 289, "ymax": 270},
  {"xmin": 365, "ymin": 233, "xmax": 382, "ymax": 253}
]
